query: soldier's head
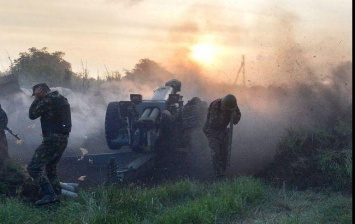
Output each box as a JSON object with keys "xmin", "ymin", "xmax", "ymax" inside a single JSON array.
[
  {"xmin": 221, "ymin": 94, "xmax": 237, "ymax": 111},
  {"xmin": 189, "ymin": 97, "xmax": 202, "ymax": 105},
  {"xmin": 165, "ymin": 79, "xmax": 181, "ymax": 93},
  {"xmin": 32, "ymin": 83, "xmax": 50, "ymax": 97}
]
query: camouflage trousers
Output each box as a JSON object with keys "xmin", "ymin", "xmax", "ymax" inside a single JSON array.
[
  {"xmin": 27, "ymin": 134, "xmax": 68, "ymax": 193},
  {"xmin": 204, "ymin": 129, "xmax": 229, "ymax": 176}
]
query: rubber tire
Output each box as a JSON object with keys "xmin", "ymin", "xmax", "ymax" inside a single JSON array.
[{"xmin": 105, "ymin": 102, "xmax": 123, "ymax": 150}]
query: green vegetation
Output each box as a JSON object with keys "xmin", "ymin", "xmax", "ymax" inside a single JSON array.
[
  {"xmin": 0, "ymin": 161, "xmax": 26, "ymax": 196},
  {"xmin": 0, "ymin": 177, "xmax": 351, "ymax": 223},
  {"xmin": 261, "ymin": 119, "xmax": 352, "ymax": 192},
  {"xmin": 9, "ymin": 47, "xmax": 75, "ymax": 88}
]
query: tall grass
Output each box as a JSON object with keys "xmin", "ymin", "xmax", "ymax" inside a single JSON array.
[
  {"xmin": 1, "ymin": 176, "xmax": 351, "ymax": 223},
  {"xmin": 1, "ymin": 177, "xmax": 266, "ymax": 223}
]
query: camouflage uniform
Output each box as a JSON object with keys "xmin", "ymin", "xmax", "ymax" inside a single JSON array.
[
  {"xmin": 0, "ymin": 105, "xmax": 9, "ymax": 162},
  {"xmin": 27, "ymin": 90, "xmax": 71, "ymax": 195},
  {"xmin": 203, "ymin": 99, "xmax": 241, "ymax": 177}
]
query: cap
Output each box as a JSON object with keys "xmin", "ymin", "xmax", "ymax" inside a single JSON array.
[{"xmin": 32, "ymin": 83, "xmax": 50, "ymax": 96}]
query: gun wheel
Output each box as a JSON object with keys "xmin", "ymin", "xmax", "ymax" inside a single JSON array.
[{"xmin": 105, "ymin": 102, "xmax": 123, "ymax": 150}]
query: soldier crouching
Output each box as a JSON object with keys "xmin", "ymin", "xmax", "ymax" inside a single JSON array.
[{"xmin": 203, "ymin": 94, "xmax": 241, "ymax": 178}]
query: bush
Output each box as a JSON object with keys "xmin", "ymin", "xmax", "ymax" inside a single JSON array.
[
  {"xmin": 260, "ymin": 119, "xmax": 352, "ymax": 192},
  {"xmin": 0, "ymin": 161, "xmax": 26, "ymax": 196}
]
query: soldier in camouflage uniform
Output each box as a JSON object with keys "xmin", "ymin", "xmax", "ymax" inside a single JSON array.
[
  {"xmin": 0, "ymin": 104, "xmax": 9, "ymax": 163},
  {"xmin": 203, "ymin": 94, "xmax": 241, "ymax": 178},
  {"xmin": 27, "ymin": 83, "xmax": 72, "ymax": 206}
]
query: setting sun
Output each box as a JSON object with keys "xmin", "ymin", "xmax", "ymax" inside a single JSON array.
[{"xmin": 190, "ymin": 43, "xmax": 217, "ymax": 65}]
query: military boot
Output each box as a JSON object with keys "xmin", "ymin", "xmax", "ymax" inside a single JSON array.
[
  {"xmin": 35, "ymin": 183, "xmax": 59, "ymax": 206},
  {"xmin": 52, "ymin": 183, "xmax": 62, "ymax": 196}
]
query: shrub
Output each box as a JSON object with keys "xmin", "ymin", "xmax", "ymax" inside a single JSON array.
[{"xmin": 260, "ymin": 119, "xmax": 352, "ymax": 192}]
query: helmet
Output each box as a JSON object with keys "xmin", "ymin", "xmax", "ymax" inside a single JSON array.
[
  {"xmin": 189, "ymin": 97, "xmax": 202, "ymax": 104},
  {"xmin": 221, "ymin": 94, "xmax": 237, "ymax": 110}
]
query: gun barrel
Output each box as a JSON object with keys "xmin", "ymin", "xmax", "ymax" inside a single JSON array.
[
  {"xmin": 140, "ymin": 108, "xmax": 152, "ymax": 118},
  {"xmin": 137, "ymin": 108, "xmax": 160, "ymax": 129}
]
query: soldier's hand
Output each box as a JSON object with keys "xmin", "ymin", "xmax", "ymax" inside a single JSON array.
[{"xmin": 34, "ymin": 87, "xmax": 44, "ymax": 100}]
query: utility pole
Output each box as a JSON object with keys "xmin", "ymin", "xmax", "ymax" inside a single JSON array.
[{"xmin": 233, "ymin": 55, "xmax": 245, "ymax": 86}]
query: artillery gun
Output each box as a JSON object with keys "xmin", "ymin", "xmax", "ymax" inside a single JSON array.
[
  {"xmin": 105, "ymin": 79, "xmax": 188, "ymax": 153},
  {"xmin": 60, "ymin": 79, "xmax": 207, "ymax": 184}
]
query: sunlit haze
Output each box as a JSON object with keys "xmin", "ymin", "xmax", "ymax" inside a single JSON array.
[
  {"xmin": 0, "ymin": 0, "xmax": 352, "ymax": 85},
  {"xmin": 190, "ymin": 42, "xmax": 217, "ymax": 65}
]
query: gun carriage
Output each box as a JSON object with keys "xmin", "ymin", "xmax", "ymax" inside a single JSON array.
[{"xmin": 61, "ymin": 79, "xmax": 206, "ymax": 184}]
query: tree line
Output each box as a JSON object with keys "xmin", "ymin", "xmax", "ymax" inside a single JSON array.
[{"xmin": 1, "ymin": 47, "xmax": 172, "ymax": 92}]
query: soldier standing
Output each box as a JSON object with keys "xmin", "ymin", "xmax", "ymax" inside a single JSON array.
[
  {"xmin": 27, "ymin": 83, "xmax": 72, "ymax": 206},
  {"xmin": 203, "ymin": 94, "xmax": 241, "ymax": 178},
  {"xmin": 0, "ymin": 104, "xmax": 9, "ymax": 163}
]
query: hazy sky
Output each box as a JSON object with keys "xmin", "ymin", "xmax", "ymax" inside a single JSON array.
[{"xmin": 0, "ymin": 0, "xmax": 352, "ymax": 85}]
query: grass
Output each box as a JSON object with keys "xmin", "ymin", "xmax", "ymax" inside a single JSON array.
[
  {"xmin": 0, "ymin": 177, "xmax": 352, "ymax": 224},
  {"xmin": 247, "ymin": 187, "xmax": 352, "ymax": 224}
]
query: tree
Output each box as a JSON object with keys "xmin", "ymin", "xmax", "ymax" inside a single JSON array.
[
  {"xmin": 105, "ymin": 70, "xmax": 122, "ymax": 82},
  {"xmin": 10, "ymin": 47, "xmax": 74, "ymax": 88},
  {"xmin": 123, "ymin": 58, "xmax": 173, "ymax": 87}
]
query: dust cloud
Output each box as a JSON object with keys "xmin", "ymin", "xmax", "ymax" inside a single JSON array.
[
  {"xmin": 171, "ymin": 60, "xmax": 352, "ymax": 178},
  {"xmin": 151, "ymin": 3, "xmax": 352, "ymax": 177}
]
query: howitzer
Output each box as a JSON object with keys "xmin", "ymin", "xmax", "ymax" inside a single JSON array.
[
  {"xmin": 105, "ymin": 79, "xmax": 207, "ymax": 153},
  {"xmin": 98, "ymin": 79, "xmax": 208, "ymax": 183},
  {"xmin": 59, "ymin": 80, "xmax": 208, "ymax": 185},
  {"xmin": 227, "ymin": 112, "xmax": 235, "ymax": 166},
  {"xmin": 105, "ymin": 79, "xmax": 185, "ymax": 152},
  {"xmin": 4, "ymin": 127, "xmax": 21, "ymax": 140}
]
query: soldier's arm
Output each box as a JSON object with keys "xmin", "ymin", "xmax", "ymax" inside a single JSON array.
[
  {"xmin": 233, "ymin": 105, "xmax": 241, "ymax": 125},
  {"xmin": 0, "ymin": 109, "xmax": 8, "ymax": 129},
  {"xmin": 29, "ymin": 98, "xmax": 51, "ymax": 120}
]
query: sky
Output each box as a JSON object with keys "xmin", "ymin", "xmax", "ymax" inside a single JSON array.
[{"xmin": 0, "ymin": 0, "xmax": 352, "ymax": 85}]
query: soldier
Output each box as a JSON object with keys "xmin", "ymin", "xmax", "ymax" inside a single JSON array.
[
  {"xmin": 203, "ymin": 94, "xmax": 241, "ymax": 178},
  {"xmin": 27, "ymin": 83, "xmax": 72, "ymax": 206},
  {"xmin": 0, "ymin": 104, "xmax": 9, "ymax": 163}
]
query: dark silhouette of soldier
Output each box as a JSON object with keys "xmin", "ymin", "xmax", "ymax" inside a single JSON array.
[
  {"xmin": 27, "ymin": 83, "xmax": 72, "ymax": 206},
  {"xmin": 0, "ymin": 104, "xmax": 9, "ymax": 164}
]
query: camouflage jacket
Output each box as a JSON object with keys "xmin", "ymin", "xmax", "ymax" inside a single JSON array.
[
  {"xmin": 203, "ymin": 98, "xmax": 241, "ymax": 133},
  {"xmin": 0, "ymin": 106, "xmax": 8, "ymax": 130},
  {"xmin": 29, "ymin": 91, "xmax": 72, "ymax": 137}
]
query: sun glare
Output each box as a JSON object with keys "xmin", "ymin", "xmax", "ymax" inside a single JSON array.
[{"xmin": 190, "ymin": 43, "xmax": 217, "ymax": 65}]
